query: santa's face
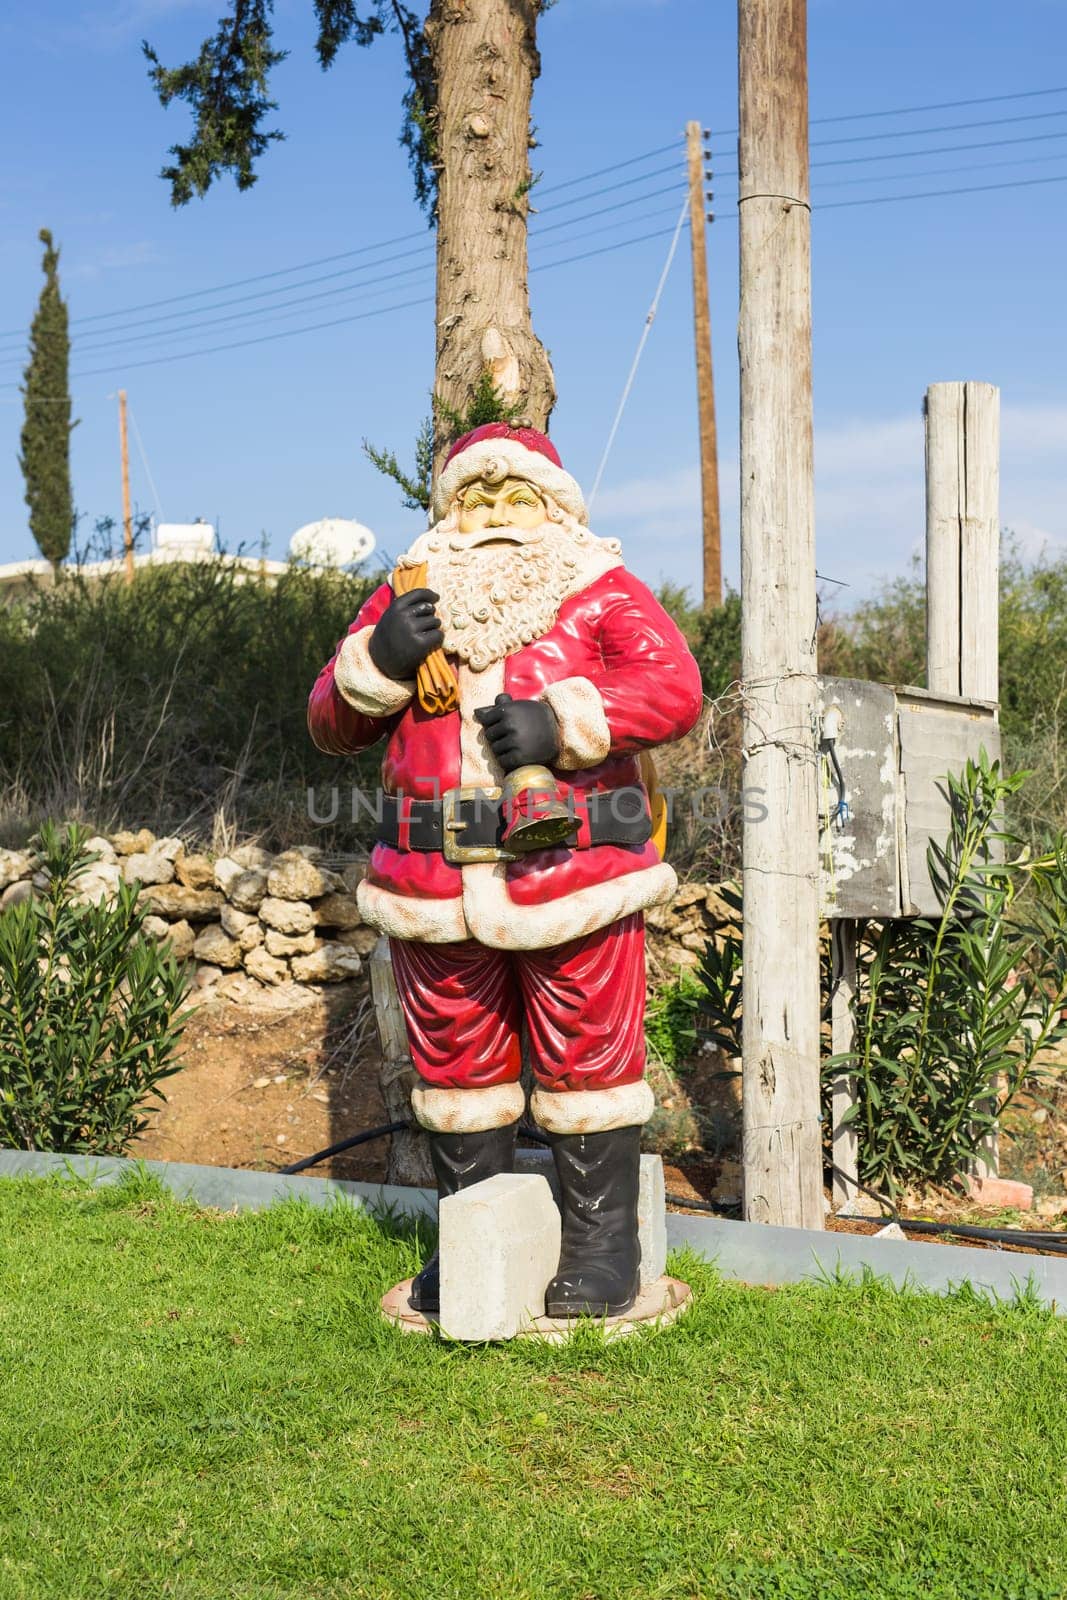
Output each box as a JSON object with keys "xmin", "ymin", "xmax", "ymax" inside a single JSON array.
[{"xmin": 456, "ymin": 476, "xmax": 547, "ymax": 535}]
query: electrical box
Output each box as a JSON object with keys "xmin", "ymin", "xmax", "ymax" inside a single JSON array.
[{"xmin": 816, "ymin": 677, "xmax": 1000, "ymax": 920}]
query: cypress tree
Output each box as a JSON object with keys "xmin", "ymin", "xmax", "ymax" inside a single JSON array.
[{"xmin": 19, "ymin": 229, "xmax": 76, "ymax": 571}]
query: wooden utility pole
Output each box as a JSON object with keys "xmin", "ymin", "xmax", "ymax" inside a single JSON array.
[
  {"xmin": 738, "ymin": 0, "xmax": 823, "ymax": 1229},
  {"xmin": 925, "ymin": 379, "xmax": 1001, "ymax": 1181},
  {"xmin": 686, "ymin": 120, "xmax": 722, "ymax": 610},
  {"xmin": 925, "ymin": 381, "xmax": 1000, "ymax": 703},
  {"xmin": 118, "ymin": 389, "xmax": 134, "ymax": 584}
]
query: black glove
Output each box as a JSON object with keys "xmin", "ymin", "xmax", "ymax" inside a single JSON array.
[
  {"xmin": 368, "ymin": 588, "xmax": 444, "ymax": 681},
  {"xmin": 474, "ymin": 694, "xmax": 559, "ymax": 772}
]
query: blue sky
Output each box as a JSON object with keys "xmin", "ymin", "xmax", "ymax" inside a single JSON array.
[{"xmin": 1, "ymin": 0, "xmax": 1065, "ymax": 600}]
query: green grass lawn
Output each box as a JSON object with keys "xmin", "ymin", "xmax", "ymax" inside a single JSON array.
[{"xmin": 1, "ymin": 1173, "xmax": 1065, "ymax": 1600}]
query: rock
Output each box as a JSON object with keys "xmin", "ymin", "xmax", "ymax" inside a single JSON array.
[
  {"xmin": 230, "ymin": 843, "xmax": 275, "ymax": 873},
  {"xmin": 164, "ymin": 919, "xmax": 196, "ymax": 962},
  {"xmin": 340, "ymin": 861, "xmax": 366, "ymax": 895},
  {"xmin": 220, "ymin": 904, "xmax": 257, "ymax": 936},
  {"xmin": 265, "ymin": 929, "xmax": 316, "ymax": 958},
  {"xmin": 176, "ymin": 853, "xmax": 215, "ymax": 890},
  {"xmin": 259, "ymin": 896, "xmax": 316, "ymax": 935},
  {"xmin": 266, "ymin": 851, "xmax": 336, "ymax": 902},
  {"xmin": 110, "ymin": 828, "xmax": 156, "ymax": 856},
  {"xmin": 70, "ymin": 860, "xmax": 123, "ymax": 907},
  {"xmin": 966, "ymin": 1175, "xmax": 1034, "ymax": 1211},
  {"xmin": 213, "ymin": 858, "xmax": 268, "ymax": 912},
  {"xmin": 215, "ymin": 973, "xmax": 268, "ymax": 1005},
  {"xmin": 439, "ymin": 1175, "xmax": 561, "ymax": 1341},
  {"xmin": 138, "ymin": 883, "xmax": 223, "ymax": 923},
  {"xmin": 252, "ymin": 1076, "xmax": 272, "ymax": 1089},
  {"xmin": 290, "ymin": 942, "xmax": 363, "ymax": 983},
  {"xmin": 0, "ymin": 849, "xmax": 34, "ymax": 890},
  {"xmin": 313, "ymin": 892, "xmax": 363, "ymax": 930},
  {"xmin": 643, "ymin": 904, "xmax": 673, "ymax": 932},
  {"xmin": 672, "ymin": 883, "xmax": 708, "ymax": 910},
  {"xmin": 244, "ymin": 946, "xmax": 289, "ymax": 986},
  {"xmin": 680, "ymin": 931, "xmax": 708, "ymax": 952},
  {"xmin": 663, "ymin": 945, "xmax": 701, "ymax": 971},
  {"xmin": 194, "ymin": 964, "xmax": 223, "ymax": 990},
  {"xmin": 237, "ymin": 922, "xmax": 263, "ymax": 953},
  {"xmin": 122, "ymin": 852, "xmax": 176, "ymax": 887},
  {"xmin": 142, "ymin": 915, "xmax": 170, "ymax": 941},
  {"xmin": 192, "ymin": 924, "xmax": 243, "ymax": 969},
  {"xmin": 1, "ymin": 879, "xmax": 34, "ymax": 912},
  {"xmin": 334, "ymin": 927, "xmax": 379, "ymax": 956},
  {"xmin": 1037, "ymin": 1195, "xmax": 1067, "ymax": 1219},
  {"xmin": 154, "ymin": 836, "xmax": 184, "ymax": 863},
  {"xmin": 669, "ymin": 914, "xmax": 702, "ymax": 938},
  {"xmin": 837, "ymin": 1193, "xmax": 890, "ymax": 1219},
  {"xmin": 872, "ymin": 1222, "xmax": 908, "ymax": 1242},
  {"xmin": 83, "ymin": 836, "xmax": 117, "ymax": 862}
]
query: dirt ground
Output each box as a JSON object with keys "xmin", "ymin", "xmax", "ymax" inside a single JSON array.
[
  {"xmin": 133, "ymin": 980, "xmax": 392, "ymax": 1183},
  {"xmin": 133, "ymin": 981, "xmax": 1067, "ymax": 1259}
]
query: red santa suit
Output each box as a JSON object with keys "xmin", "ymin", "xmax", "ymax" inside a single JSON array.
[{"xmin": 307, "ymin": 425, "xmax": 702, "ymax": 1138}]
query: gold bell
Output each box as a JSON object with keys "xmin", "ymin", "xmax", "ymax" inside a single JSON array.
[{"xmin": 500, "ymin": 764, "xmax": 576, "ymax": 853}]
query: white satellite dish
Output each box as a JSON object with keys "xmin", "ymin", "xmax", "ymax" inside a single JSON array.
[{"xmin": 289, "ymin": 518, "xmax": 376, "ymax": 568}]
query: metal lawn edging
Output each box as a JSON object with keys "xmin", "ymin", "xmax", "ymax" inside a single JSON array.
[{"xmin": 1, "ymin": 1148, "xmax": 1064, "ymax": 1315}]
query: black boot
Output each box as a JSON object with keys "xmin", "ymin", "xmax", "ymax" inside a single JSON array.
[
  {"xmin": 544, "ymin": 1125, "xmax": 642, "ymax": 1318},
  {"xmin": 409, "ymin": 1123, "xmax": 518, "ymax": 1313}
]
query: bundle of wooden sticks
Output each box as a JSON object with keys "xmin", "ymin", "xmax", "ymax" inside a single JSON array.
[{"xmin": 390, "ymin": 560, "xmax": 459, "ymax": 716}]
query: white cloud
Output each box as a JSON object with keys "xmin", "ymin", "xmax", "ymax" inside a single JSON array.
[{"xmin": 590, "ymin": 402, "xmax": 1067, "ymax": 601}]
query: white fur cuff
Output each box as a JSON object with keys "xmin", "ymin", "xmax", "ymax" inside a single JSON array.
[
  {"xmin": 333, "ymin": 627, "xmax": 415, "ymax": 718},
  {"xmin": 411, "ymin": 1082, "xmax": 526, "ymax": 1133},
  {"xmin": 530, "ymin": 1080, "xmax": 655, "ymax": 1135},
  {"xmin": 540, "ymin": 676, "xmax": 612, "ymax": 770}
]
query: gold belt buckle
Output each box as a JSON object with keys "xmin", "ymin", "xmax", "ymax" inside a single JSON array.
[{"xmin": 441, "ymin": 785, "xmax": 516, "ymax": 865}]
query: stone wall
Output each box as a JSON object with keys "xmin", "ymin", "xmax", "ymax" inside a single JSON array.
[
  {"xmin": 0, "ymin": 830, "xmax": 728, "ymax": 1004},
  {"xmin": 0, "ymin": 832, "xmax": 373, "ymax": 1008}
]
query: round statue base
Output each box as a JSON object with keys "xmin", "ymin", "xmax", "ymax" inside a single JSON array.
[{"xmin": 380, "ymin": 1274, "xmax": 692, "ymax": 1343}]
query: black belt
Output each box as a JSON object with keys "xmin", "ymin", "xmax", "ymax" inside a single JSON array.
[{"xmin": 376, "ymin": 785, "xmax": 652, "ymax": 863}]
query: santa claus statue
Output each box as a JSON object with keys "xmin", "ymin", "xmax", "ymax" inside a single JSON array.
[{"xmin": 309, "ymin": 424, "xmax": 702, "ymax": 1319}]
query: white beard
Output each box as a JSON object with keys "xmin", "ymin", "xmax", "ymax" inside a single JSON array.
[{"xmin": 398, "ymin": 513, "xmax": 625, "ymax": 674}]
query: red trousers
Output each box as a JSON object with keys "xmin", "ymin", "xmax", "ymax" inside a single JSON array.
[{"xmin": 389, "ymin": 913, "xmax": 646, "ymax": 1092}]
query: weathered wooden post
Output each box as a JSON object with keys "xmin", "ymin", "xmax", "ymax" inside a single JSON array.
[
  {"xmin": 738, "ymin": 0, "xmax": 824, "ymax": 1228},
  {"xmin": 925, "ymin": 380, "xmax": 1001, "ymax": 1178}
]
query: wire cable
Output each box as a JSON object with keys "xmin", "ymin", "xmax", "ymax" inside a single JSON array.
[
  {"xmin": 587, "ymin": 196, "xmax": 690, "ymax": 511},
  {"xmin": 127, "ymin": 407, "xmax": 165, "ymax": 521}
]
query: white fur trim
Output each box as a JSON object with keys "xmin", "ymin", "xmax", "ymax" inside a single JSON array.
[
  {"xmin": 461, "ymin": 858, "xmax": 677, "ymax": 951},
  {"xmin": 433, "ymin": 438, "xmax": 587, "ymax": 525},
  {"xmin": 357, "ymin": 878, "xmax": 468, "ymax": 943},
  {"xmin": 540, "ymin": 676, "xmax": 612, "ymax": 770},
  {"xmin": 411, "ymin": 1082, "xmax": 525, "ymax": 1133},
  {"xmin": 530, "ymin": 1081, "xmax": 655, "ymax": 1134},
  {"xmin": 333, "ymin": 627, "xmax": 415, "ymax": 718}
]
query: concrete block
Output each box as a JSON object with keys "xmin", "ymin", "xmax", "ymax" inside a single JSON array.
[
  {"xmin": 438, "ymin": 1174, "xmax": 561, "ymax": 1341},
  {"xmin": 513, "ymin": 1148, "xmax": 666, "ymax": 1290},
  {"xmin": 967, "ymin": 1175, "xmax": 1034, "ymax": 1211},
  {"xmin": 637, "ymin": 1155, "xmax": 667, "ymax": 1287}
]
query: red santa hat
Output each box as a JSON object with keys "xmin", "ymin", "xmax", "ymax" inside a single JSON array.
[{"xmin": 432, "ymin": 422, "xmax": 588, "ymax": 526}]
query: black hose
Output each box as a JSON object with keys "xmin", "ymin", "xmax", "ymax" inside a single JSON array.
[
  {"xmin": 280, "ymin": 1121, "xmax": 1067, "ymax": 1253},
  {"xmin": 279, "ymin": 1121, "xmax": 408, "ymax": 1175}
]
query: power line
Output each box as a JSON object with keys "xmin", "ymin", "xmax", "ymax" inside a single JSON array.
[
  {"xmin": 713, "ymin": 127, "xmax": 1067, "ymax": 180},
  {"xmin": 0, "ymin": 144, "xmax": 686, "ymax": 341},
  {"xmin": 810, "ymin": 148, "xmax": 1067, "ymax": 192},
  {"xmin": 710, "ymin": 82, "xmax": 1067, "ymax": 137},
  {"xmin": 0, "ymin": 188, "xmax": 690, "ymax": 369},
  {"xmin": 807, "ymin": 106, "xmax": 1067, "ymax": 150},
  {"xmin": 715, "ymin": 167, "xmax": 1067, "ymax": 219}
]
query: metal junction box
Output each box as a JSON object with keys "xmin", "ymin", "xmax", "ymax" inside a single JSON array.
[{"xmin": 816, "ymin": 677, "xmax": 1000, "ymax": 920}]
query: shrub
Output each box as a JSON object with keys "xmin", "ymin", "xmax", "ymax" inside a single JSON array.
[
  {"xmin": 0, "ymin": 824, "xmax": 191, "ymax": 1153},
  {"xmin": 696, "ymin": 758, "xmax": 1067, "ymax": 1196},
  {"xmin": 0, "ymin": 556, "xmax": 382, "ymax": 850}
]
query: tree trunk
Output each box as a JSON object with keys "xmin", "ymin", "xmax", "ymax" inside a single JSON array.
[{"xmin": 427, "ymin": 0, "xmax": 556, "ymax": 476}]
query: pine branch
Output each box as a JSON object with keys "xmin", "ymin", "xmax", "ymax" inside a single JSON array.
[{"xmin": 143, "ymin": 0, "xmax": 287, "ymax": 205}]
